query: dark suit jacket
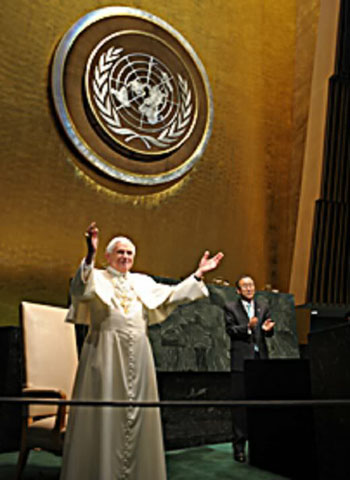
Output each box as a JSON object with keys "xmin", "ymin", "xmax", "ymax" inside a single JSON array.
[{"xmin": 224, "ymin": 298, "xmax": 274, "ymax": 372}]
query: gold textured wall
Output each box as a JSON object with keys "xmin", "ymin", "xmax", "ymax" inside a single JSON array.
[{"xmin": 0, "ymin": 0, "xmax": 319, "ymax": 325}]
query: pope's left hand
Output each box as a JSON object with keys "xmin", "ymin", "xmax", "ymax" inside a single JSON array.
[{"xmin": 195, "ymin": 250, "xmax": 224, "ymax": 279}]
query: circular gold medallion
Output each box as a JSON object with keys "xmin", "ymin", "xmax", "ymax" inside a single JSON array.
[{"xmin": 52, "ymin": 7, "xmax": 213, "ymax": 186}]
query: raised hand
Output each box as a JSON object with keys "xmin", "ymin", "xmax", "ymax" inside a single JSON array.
[
  {"xmin": 85, "ymin": 222, "xmax": 99, "ymax": 264},
  {"xmin": 195, "ymin": 250, "xmax": 224, "ymax": 279}
]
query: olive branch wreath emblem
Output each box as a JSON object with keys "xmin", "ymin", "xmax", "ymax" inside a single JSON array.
[{"xmin": 92, "ymin": 47, "xmax": 193, "ymax": 150}]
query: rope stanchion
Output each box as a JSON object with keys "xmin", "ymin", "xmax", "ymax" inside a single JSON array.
[{"xmin": 1, "ymin": 397, "xmax": 350, "ymax": 408}]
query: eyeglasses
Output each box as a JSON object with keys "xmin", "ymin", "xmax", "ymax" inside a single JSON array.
[{"xmin": 239, "ymin": 283, "xmax": 255, "ymax": 290}]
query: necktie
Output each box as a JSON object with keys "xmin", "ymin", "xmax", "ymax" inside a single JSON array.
[
  {"xmin": 247, "ymin": 302, "xmax": 252, "ymax": 318},
  {"xmin": 247, "ymin": 302, "xmax": 259, "ymax": 353}
]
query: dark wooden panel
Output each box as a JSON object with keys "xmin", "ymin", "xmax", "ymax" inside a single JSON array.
[
  {"xmin": 309, "ymin": 324, "xmax": 350, "ymax": 480},
  {"xmin": 0, "ymin": 327, "xmax": 23, "ymax": 453},
  {"xmin": 245, "ymin": 359, "xmax": 317, "ymax": 479}
]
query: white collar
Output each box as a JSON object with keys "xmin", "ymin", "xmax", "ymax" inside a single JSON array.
[
  {"xmin": 106, "ymin": 266, "xmax": 130, "ymax": 279},
  {"xmin": 241, "ymin": 298, "xmax": 253, "ymax": 305},
  {"xmin": 241, "ymin": 299, "xmax": 254, "ymax": 311}
]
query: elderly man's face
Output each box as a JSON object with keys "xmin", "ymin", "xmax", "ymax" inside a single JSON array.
[
  {"xmin": 106, "ymin": 240, "xmax": 135, "ymax": 273},
  {"xmin": 237, "ymin": 276, "xmax": 256, "ymax": 302}
]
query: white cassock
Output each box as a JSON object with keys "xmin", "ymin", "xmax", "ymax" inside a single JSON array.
[{"xmin": 59, "ymin": 261, "xmax": 208, "ymax": 480}]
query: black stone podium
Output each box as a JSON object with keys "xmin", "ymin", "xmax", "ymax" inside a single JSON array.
[{"xmin": 157, "ymin": 372, "xmax": 232, "ymax": 449}]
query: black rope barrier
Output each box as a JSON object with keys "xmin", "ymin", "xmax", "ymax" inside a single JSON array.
[{"xmin": 1, "ymin": 397, "xmax": 350, "ymax": 408}]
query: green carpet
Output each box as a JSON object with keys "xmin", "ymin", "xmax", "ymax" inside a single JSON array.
[
  {"xmin": 0, "ymin": 443, "xmax": 290, "ymax": 479},
  {"xmin": 166, "ymin": 443, "xmax": 289, "ymax": 480}
]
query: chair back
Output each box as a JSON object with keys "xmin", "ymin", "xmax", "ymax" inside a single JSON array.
[{"xmin": 20, "ymin": 302, "xmax": 78, "ymax": 417}]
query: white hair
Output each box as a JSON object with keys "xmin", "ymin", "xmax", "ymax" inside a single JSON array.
[{"xmin": 105, "ymin": 236, "xmax": 136, "ymax": 255}]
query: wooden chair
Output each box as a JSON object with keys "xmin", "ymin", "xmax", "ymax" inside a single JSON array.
[{"xmin": 16, "ymin": 301, "xmax": 78, "ymax": 479}]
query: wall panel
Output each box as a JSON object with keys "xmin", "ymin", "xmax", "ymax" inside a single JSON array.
[{"xmin": 0, "ymin": 0, "xmax": 319, "ymax": 325}]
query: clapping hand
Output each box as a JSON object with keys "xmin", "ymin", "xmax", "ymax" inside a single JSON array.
[
  {"xmin": 262, "ymin": 318, "xmax": 275, "ymax": 332},
  {"xmin": 248, "ymin": 316, "xmax": 259, "ymax": 329}
]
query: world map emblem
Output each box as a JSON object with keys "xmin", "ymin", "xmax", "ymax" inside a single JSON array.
[{"xmin": 51, "ymin": 7, "xmax": 212, "ymax": 186}]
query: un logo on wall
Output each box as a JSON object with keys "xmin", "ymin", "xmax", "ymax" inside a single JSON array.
[{"xmin": 51, "ymin": 7, "xmax": 213, "ymax": 187}]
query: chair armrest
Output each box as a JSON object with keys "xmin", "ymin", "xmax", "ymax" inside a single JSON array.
[
  {"xmin": 22, "ymin": 387, "xmax": 67, "ymax": 399},
  {"xmin": 22, "ymin": 387, "xmax": 68, "ymax": 432}
]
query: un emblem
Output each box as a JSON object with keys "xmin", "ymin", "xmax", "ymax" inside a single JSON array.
[{"xmin": 52, "ymin": 7, "xmax": 212, "ymax": 186}]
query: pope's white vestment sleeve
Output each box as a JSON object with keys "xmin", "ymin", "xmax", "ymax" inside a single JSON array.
[
  {"xmin": 65, "ymin": 260, "xmax": 96, "ymax": 325},
  {"xmin": 132, "ymin": 273, "xmax": 209, "ymax": 326}
]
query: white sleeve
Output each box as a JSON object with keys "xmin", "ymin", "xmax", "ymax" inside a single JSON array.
[
  {"xmin": 65, "ymin": 260, "xmax": 96, "ymax": 325},
  {"xmin": 133, "ymin": 274, "xmax": 209, "ymax": 326},
  {"xmin": 81, "ymin": 258, "xmax": 93, "ymax": 283}
]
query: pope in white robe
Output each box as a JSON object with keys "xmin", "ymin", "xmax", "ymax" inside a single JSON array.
[{"xmin": 59, "ymin": 223, "xmax": 224, "ymax": 480}]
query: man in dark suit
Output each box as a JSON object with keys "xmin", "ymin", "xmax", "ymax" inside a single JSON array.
[{"xmin": 224, "ymin": 275, "xmax": 275, "ymax": 463}]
